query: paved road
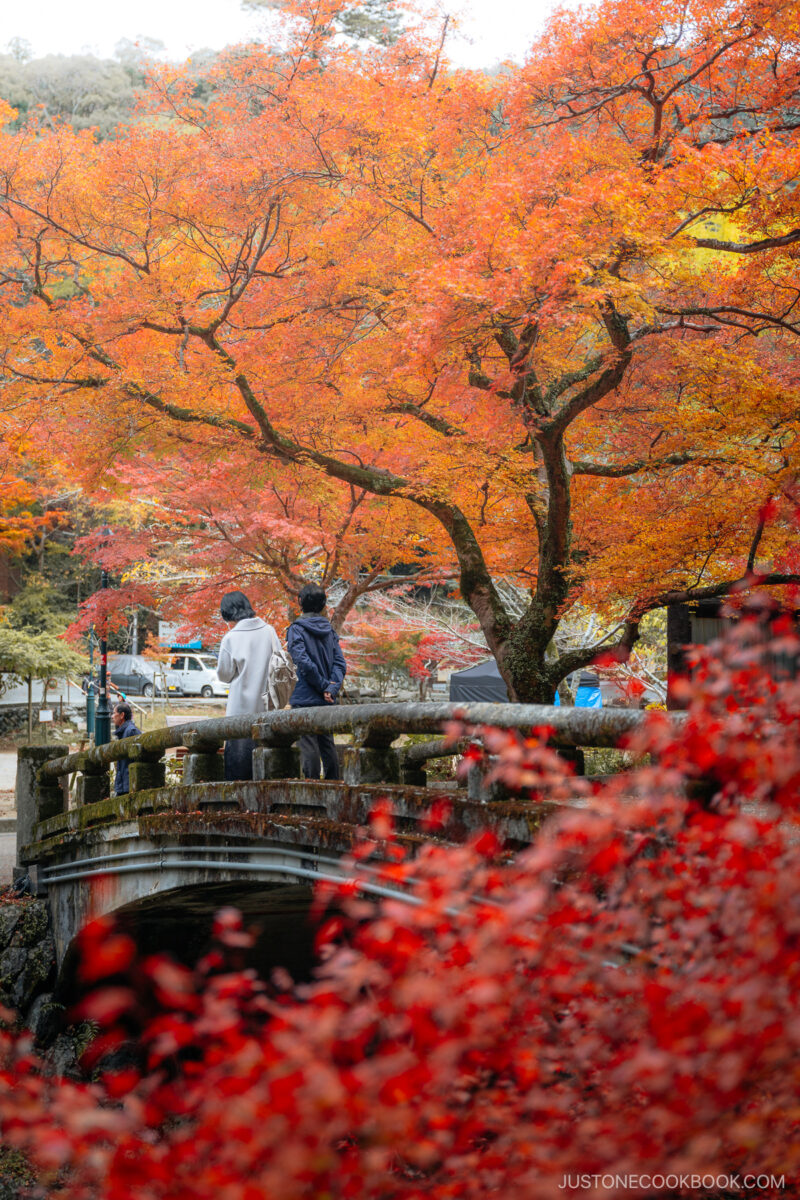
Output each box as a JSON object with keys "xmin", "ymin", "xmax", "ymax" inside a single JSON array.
[{"xmin": 0, "ymin": 755, "xmax": 17, "ymax": 884}]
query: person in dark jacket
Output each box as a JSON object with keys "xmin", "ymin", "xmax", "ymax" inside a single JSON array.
[
  {"xmin": 112, "ymin": 701, "xmax": 141, "ymax": 796},
  {"xmin": 287, "ymin": 584, "xmax": 347, "ymax": 780}
]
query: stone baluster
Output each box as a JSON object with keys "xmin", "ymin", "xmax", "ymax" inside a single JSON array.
[
  {"xmin": 401, "ymin": 758, "xmax": 428, "ymax": 787},
  {"xmin": 252, "ymin": 731, "xmax": 301, "ymax": 781},
  {"xmin": 466, "ymin": 761, "xmax": 485, "ymax": 801},
  {"xmin": 399, "ymin": 736, "xmax": 469, "ymax": 788},
  {"xmin": 341, "ymin": 725, "xmax": 400, "ymax": 786},
  {"xmin": 181, "ymin": 731, "xmax": 223, "ymax": 785},
  {"xmin": 72, "ymin": 752, "xmax": 110, "ymax": 806},
  {"xmin": 466, "ymin": 756, "xmax": 513, "ymax": 802},
  {"xmin": 127, "ymin": 744, "xmax": 166, "ymax": 792}
]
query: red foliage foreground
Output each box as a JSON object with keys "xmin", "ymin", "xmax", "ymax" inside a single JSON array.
[{"xmin": 2, "ymin": 607, "xmax": 800, "ymax": 1199}]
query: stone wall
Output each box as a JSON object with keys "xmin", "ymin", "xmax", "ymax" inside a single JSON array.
[
  {"xmin": 0, "ymin": 707, "xmax": 28, "ymax": 738},
  {"xmin": 0, "ymin": 702, "xmax": 85, "ymax": 738},
  {"xmin": 0, "ymin": 896, "xmax": 86, "ymax": 1078}
]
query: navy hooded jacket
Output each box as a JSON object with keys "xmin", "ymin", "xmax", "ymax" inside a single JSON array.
[
  {"xmin": 287, "ymin": 614, "xmax": 347, "ymax": 707},
  {"xmin": 114, "ymin": 717, "xmax": 141, "ymax": 795}
]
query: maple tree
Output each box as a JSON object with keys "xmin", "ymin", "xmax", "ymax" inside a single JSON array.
[
  {"xmin": 77, "ymin": 446, "xmax": 445, "ymax": 636},
  {"xmin": 1, "ymin": 603, "xmax": 800, "ymax": 1196},
  {"xmin": 0, "ymin": 0, "xmax": 799, "ymax": 699}
]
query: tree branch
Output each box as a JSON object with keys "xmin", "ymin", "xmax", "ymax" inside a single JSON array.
[
  {"xmin": 572, "ymin": 452, "xmax": 716, "ymax": 477},
  {"xmin": 690, "ymin": 229, "xmax": 800, "ymax": 255},
  {"xmin": 551, "ymin": 572, "xmax": 800, "ymax": 684},
  {"xmin": 658, "ymin": 304, "xmax": 799, "ymax": 336},
  {"xmin": 386, "ymin": 402, "xmax": 465, "ymax": 437}
]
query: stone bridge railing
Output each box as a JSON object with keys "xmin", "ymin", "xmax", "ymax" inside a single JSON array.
[{"xmin": 16, "ymin": 702, "xmax": 659, "ymax": 859}]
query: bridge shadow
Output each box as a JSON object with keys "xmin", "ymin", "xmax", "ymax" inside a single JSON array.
[{"xmin": 57, "ymin": 880, "xmax": 321, "ymax": 1011}]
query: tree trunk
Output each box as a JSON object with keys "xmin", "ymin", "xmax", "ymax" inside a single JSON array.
[
  {"xmin": 26, "ymin": 676, "xmax": 33, "ymax": 744},
  {"xmin": 495, "ymin": 635, "xmax": 553, "ymax": 703},
  {"xmin": 41, "ymin": 677, "xmax": 49, "ymax": 744}
]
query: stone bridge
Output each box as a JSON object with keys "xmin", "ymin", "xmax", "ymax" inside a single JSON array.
[{"xmin": 15, "ymin": 703, "xmax": 649, "ymax": 977}]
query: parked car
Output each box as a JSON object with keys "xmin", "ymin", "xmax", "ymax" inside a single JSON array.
[
  {"xmin": 169, "ymin": 653, "xmax": 229, "ymax": 699},
  {"xmin": 107, "ymin": 654, "xmax": 180, "ymax": 698}
]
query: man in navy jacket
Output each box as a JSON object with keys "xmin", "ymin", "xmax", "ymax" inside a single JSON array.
[
  {"xmin": 112, "ymin": 702, "xmax": 141, "ymax": 796},
  {"xmin": 287, "ymin": 585, "xmax": 347, "ymax": 780}
]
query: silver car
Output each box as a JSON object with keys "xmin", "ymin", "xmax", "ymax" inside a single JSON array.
[{"xmin": 107, "ymin": 654, "xmax": 180, "ymax": 698}]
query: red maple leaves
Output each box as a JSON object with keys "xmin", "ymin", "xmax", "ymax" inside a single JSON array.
[{"xmin": 1, "ymin": 608, "xmax": 800, "ymax": 1197}]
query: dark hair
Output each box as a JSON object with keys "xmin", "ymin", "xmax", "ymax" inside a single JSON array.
[
  {"xmin": 114, "ymin": 701, "xmax": 132, "ymax": 721},
  {"xmin": 299, "ymin": 584, "xmax": 326, "ymax": 614},
  {"xmin": 220, "ymin": 591, "xmax": 256, "ymax": 622}
]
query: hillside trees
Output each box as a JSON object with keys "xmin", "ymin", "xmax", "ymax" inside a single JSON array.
[
  {"xmin": 0, "ymin": 0, "xmax": 799, "ymax": 699},
  {"xmin": 0, "ymin": 52, "xmax": 141, "ymax": 136}
]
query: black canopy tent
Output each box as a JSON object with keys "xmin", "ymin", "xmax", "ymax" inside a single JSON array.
[
  {"xmin": 449, "ymin": 661, "xmax": 601, "ymax": 705},
  {"xmin": 448, "ymin": 658, "xmax": 510, "ymax": 703}
]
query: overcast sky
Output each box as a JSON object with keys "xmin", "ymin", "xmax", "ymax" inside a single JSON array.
[{"xmin": 0, "ymin": 0, "xmax": 559, "ymax": 70}]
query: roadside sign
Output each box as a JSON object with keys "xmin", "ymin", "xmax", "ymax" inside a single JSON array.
[
  {"xmin": 39, "ymin": 710, "xmax": 54, "ymax": 722},
  {"xmin": 158, "ymin": 621, "xmax": 202, "ymax": 649}
]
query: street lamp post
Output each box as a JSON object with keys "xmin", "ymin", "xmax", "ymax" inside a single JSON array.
[
  {"xmin": 86, "ymin": 631, "xmax": 96, "ymax": 738},
  {"xmin": 94, "ymin": 533, "xmax": 112, "ymax": 746}
]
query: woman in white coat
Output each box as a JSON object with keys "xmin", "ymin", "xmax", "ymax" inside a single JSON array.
[{"xmin": 216, "ymin": 591, "xmax": 282, "ymax": 780}]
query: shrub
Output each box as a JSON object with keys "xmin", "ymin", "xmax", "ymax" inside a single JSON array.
[{"xmin": 1, "ymin": 604, "xmax": 798, "ymax": 1197}]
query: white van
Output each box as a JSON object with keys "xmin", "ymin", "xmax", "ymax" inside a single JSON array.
[{"xmin": 169, "ymin": 653, "xmax": 229, "ymax": 698}]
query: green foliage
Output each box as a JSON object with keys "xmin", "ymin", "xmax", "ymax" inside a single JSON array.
[
  {"xmin": 583, "ymin": 747, "xmax": 649, "ymax": 776},
  {"xmin": 113, "ymin": 38, "xmax": 166, "ymax": 85},
  {"xmin": 0, "ymin": 53, "xmax": 138, "ymax": 136},
  {"xmin": 0, "ymin": 579, "xmax": 86, "ymax": 697},
  {"xmin": 0, "ymin": 1145, "xmax": 35, "ymax": 1197},
  {"xmin": 337, "ymin": 0, "xmax": 402, "ymax": 45},
  {"xmin": 8, "ymin": 487, "xmax": 109, "ymax": 631},
  {"xmin": 0, "ymin": 624, "xmax": 85, "ymax": 695},
  {"xmin": 4, "ymin": 576, "xmax": 67, "ymax": 635}
]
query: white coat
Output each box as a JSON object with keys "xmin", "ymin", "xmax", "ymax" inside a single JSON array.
[{"xmin": 216, "ymin": 617, "xmax": 282, "ymax": 717}]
